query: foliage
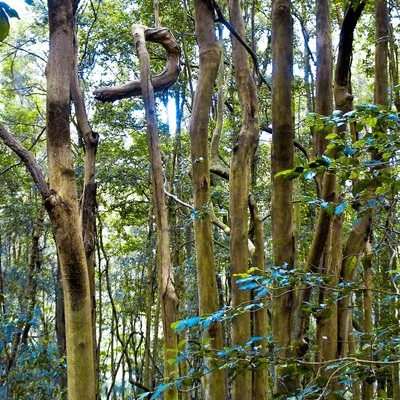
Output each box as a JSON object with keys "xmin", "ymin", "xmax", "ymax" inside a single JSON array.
[{"xmin": 0, "ymin": 0, "xmax": 399, "ymax": 399}]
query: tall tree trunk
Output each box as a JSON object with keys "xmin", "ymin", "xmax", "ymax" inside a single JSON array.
[
  {"xmin": 132, "ymin": 25, "xmax": 179, "ymax": 399},
  {"xmin": 190, "ymin": 2, "xmax": 226, "ymax": 398},
  {"xmin": 312, "ymin": 0, "xmax": 340, "ymax": 373},
  {"xmin": 333, "ymin": 2, "xmax": 366, "ymax": 360},
  {"xmin": 270, "ymin": 0, "xmax": 297, "ymax": 395},
  {"xmin": 144, "ymin": 208, "xmax": 155, "ymax": 390},
  {"xmin": 71, "ymin": 14, "xmax": 100, "ymax": 396},
  {"xmin": 228, "ymin": 0, "xmax": 260, "ymax": 398},
  {"xmin": 45, "ymin": 1, "xmax": 96, "ymax": 398},
  {"xmin": 317, "ymin": 215, "xmax": 342, "ymax": 379}
]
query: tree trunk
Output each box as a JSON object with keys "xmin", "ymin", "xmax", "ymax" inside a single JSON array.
[
  {"xmin": 132, "ymin": 25, "xmax": 179, "ymax": 399},
  {"xmin": 190, "ymin": 1, "xmax": 226, "ymax": 398},
  {"xmin": 362, "ymin": 242, "xmax": 374, "ymax": 400},
  {"xmin": 228, "ymin": 0, "xmax": 260, "ymax": 398},
  {"xmin": 374, "ymin": 0, "xmax": 388, "ymax": 106},
  {"xmin": 271, "ymin": 0, "xmax": 297, "ymax": 395},
  {"xmin": 317, "ymin": 215, "xmax": 342, "ymax": 378},
  {"xmin": 56, "ymin": 260, "xmax": 67, "ymax": 397},
  {"xmin": 47, "ymin": 1, "xmax": 96, "ymax": 398},
  {"xmin": 333, "ymin": 2, "xmax": 366, "ymax": 360},
  {"xmin": 71, "ymin": 18, "xmax": 100, "ymax": 398},
  {"xmin": 315, "ymin": 0, "xmax": 333, "ymax": 157},
  {"xmin": 249, "ymin": 196, "xmax": 268, "ymax": 400}
]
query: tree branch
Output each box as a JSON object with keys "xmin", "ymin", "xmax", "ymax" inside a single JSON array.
[
  {"xmin": 94, "ymin": 27, "xmax": 180, "ymax": 102},
  {"xmin": 0, "ymin": 123, "xmax": 50, "ymax": 199},
  {"xmin": 211, "ymin": 0, "xmax": 271, "ymax": 90}
]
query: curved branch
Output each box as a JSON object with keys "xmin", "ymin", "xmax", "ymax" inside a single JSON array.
[
  {"xmin": 0, "ymin": 123, "xmax": 50, "ymax": 199},
  {"xmin": 94, "ymin": 27, "xmax": 180, "ymax": 102}
]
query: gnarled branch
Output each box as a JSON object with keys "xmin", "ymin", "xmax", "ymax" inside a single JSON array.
[{"xmin": 94, "ymin": 27, "xmax": 180, "ymax": 102}]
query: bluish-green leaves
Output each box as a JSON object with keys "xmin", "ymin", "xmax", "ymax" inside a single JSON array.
[{"xmin": 0, "ymin": 2, "xmax": 19, "ymax": 42}]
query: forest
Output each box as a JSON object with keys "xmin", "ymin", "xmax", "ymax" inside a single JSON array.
[{"xmin": 0, "ymin": 0, "xmax": 399, "ymax": 399}]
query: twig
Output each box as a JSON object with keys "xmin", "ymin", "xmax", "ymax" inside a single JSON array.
[{"xmin": 164, "ymin": 187, "xmax": 193, "ymax": 209}]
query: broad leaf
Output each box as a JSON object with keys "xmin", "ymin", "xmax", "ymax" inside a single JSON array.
[{"xmin": 0, "ymin": 8, "xmax": 9, "ymax": 42}]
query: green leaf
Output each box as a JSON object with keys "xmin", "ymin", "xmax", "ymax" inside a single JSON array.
[
  {"xmin": 275, "ymin": 169, "xmax": 292, "ymax": 178},
  {"xmin": 325, "ymin": 133, "xmax": 338, "ymax": 140},
  {"xmin": 0, "ymin": 3, "xmax": 19, "ymax": 19},
  {"xmin": 0, "ymin": 8, "xmax": 9, "ymax": 42}
]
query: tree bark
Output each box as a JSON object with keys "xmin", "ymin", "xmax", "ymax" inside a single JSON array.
[
  {"xmin": 132, "ymin": 25, "xmax": 179, "ymax": 400},
  {"xmin": 190, "ymin": 1, "xmax": 226, "ymax": 398},
  {"xmin": 249, "ymin": 196, "xmax": 268, "ymax": 400},
  {"xmin": 70, "ymin": 12, "xmax": 100, "ymax": 397},
  {"xmin": 46, "ymin": 2, "xmax": 96, "ymax": 397},
  {"xmin": 271, "ymin": 0, "xmax": 297, "ymax": 395},
  {"xmin": 333, "ymin": 2, "xmax": 366, "ymax": 360},
  {"xmin": 374, "ymin": 0, "xmax": 388, "ymax": 106},
  {"xmin": 315, "ymin": 0, "xmax": 333, "ymax": 157},
  {"xmin": 228, "ymin": 0, "xmax": 260, "ymax": 398},
  {"xmin": 362, "ymin": 242, "xmax": 374, "ymax": 400}
]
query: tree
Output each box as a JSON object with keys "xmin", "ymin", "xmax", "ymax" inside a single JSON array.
[
  {"xmin": 0, "ymin": 1, "xmax": 96, "ymax": 398},
  {"xmin": 0, "ymin": 0, "xmax": 400, "ymax": 398},
  {"xmin": 190, "ymin": 1, "xmax": 226, "ymax": 398},
  {"xmin": 270, "ymin": 0, "xmax": 297, "ymax": 394}
]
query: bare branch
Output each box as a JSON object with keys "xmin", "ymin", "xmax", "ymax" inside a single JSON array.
[
  {"xmin": 94, "ymin": 27, "xmax": 180, "ymax": 102},
  {"xmin": 0, "ymin": 123, "xmax": 50, "ymax": 199}
]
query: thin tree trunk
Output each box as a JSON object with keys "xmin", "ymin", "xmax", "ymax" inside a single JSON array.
[
  {"xmin": 362, "ymin": 241, "xmax": 374, "ymax": 400},
  {"xmin": 56, "ymin": 260, "xmax": 67, "ymax": 397},
  {"xmin": 152, "ymin": 296, "xmax": 161, "ymax": 389},
  {"xmin": 0, "ymin": 210, "xmax": 44, "ymax": 385},
  {"xmin": 389, "ymin": 24, "xmax": 400, "ymax": 111},
  {"xmin": 71, "ymin": 18, "xmax": 100, "ymax": 397},
  {"xmin": 333, "ymin": 2, "xmax": 366, "ymax": 360},
  {"xmin": 249, "ymin": 196, "xmax": 268, "ymax": 400},
  {"xmin": 315, "ymin": 0, "xmax": 333, "ymax": 157},
  {"xmin": 0, "ymin": 235, "xmax": 4, "ymax": 315},
  {"xmin": 348, "ymin": 311, "xmax": 361, "ymax": 398},
  {"xmin": 132, "ymin": 25, "xmax": 178, "ymax": 399},
  {"xmin": 144, "ymin": 208, "xmax": 155, "ymax": 390},
  {"xmin": 317, "ymin": 215, "xmax": 342, "ymax": 378}
]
